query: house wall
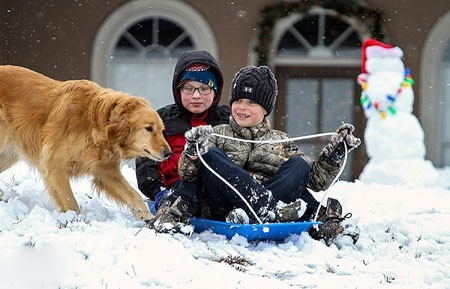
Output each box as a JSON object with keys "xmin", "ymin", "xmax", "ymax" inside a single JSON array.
[
  {"xmin": 1, "ymin": 0, "xmax": 449, "ymax": 106},
  {"xmin": 1, "ymin": 0, "xmax": 450, "ymax": 165}
]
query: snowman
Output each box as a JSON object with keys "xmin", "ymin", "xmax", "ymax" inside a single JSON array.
[{"xmin": 357, "ymin": 38, "xmax": 439, "ymax": 186}]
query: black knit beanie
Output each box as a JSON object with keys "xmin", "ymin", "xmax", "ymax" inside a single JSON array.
[{"xmin": 229, "ymin": 66, "xmax": 278, "ymax": 115}]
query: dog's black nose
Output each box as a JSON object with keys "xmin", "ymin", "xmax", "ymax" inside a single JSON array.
[{"xmin": 163, "ymin": 148, "xmax": 171, "ymax": 159}]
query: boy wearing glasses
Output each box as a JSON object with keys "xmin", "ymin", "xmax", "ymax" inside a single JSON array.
[{"xmin": 135, "ymin": 50, "xmax": 230, "ymax": 209}]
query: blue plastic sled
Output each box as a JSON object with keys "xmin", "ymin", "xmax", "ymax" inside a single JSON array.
[{"xmin": 146, "ymin": 200, "xmax": 319, "ymax": 241}]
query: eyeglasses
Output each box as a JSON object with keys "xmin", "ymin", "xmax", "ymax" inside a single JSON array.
[{"xmin": 181, "ymin": 85, "xmax": 213, "ymax": 95}]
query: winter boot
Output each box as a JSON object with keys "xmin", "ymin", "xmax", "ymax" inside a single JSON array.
[
  {"xmin": 273, "ymin": 198, "xmax": 307, "ymax": 223},
  {"xmin": 225, "ymin": 208, "xmax": 250, "ymax": 224},
  {"xmin": 309, "ymin": 198, "xmax": 358, "ymax": 245},
  {"xmin": 147, "ymin": 199, "xmax": 176, "ymax": 233},
  {"xmin": 340, "ymin": 222, "xmax": 360, "ymax": 244},
  {"xmin": 148, "ymin": 196, "xmax": 193, "ymax": 234}
]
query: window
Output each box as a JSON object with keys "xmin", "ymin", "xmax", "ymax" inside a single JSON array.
[
  {"xmin": 109, "ymin": 17, "xmax": 195, "ymax": 110},
  {"xmin": 91, "ymin": 0, "xmax": 218, "ymax": 110},
  {"xmin": 114, "ymin": 18, "xmax": 193, "ymax": 59},
  {"xmin": 276, "ymin": 13, "xmax": 360, "ymax": 58}
]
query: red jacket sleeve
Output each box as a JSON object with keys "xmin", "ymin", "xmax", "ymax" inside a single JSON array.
[{"xmin": 159, "ymin": 134, "xmax": 186, "ymax": 188}]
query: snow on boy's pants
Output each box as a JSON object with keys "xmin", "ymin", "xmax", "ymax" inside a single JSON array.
[{"xmin": 201, "ymin": 147, "xmax": 315, "ymax": 221}]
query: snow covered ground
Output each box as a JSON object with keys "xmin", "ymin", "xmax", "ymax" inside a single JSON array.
[{"xmin": 0, "ymin": 161, "xmax": 449, "ymax": 289}]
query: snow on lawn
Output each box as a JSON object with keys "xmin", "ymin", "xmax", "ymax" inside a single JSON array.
[{"xmin": 0, "ymin": 161, "xmax": 449, "ymax": 289}]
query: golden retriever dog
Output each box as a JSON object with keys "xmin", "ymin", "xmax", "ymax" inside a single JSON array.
[{"xmin": 0, "ymin": 65, "xmax": 170, "ymax": 221}]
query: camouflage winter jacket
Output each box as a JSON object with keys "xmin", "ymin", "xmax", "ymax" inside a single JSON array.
[{"xmin": 178, "ymin": 117, "xmax": 341, "ymax": 192}]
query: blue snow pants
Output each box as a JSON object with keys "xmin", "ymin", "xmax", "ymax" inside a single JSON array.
[{"xmin": 200, "ymin": 147, "xmax": 319, "ymax": 221}]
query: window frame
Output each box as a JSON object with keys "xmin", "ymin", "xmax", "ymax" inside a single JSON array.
[
  {"xmin": 269, "ymin": 8, "xmax": 368, "ymax": 68},
  {"xmin": 91, "ymin": 0, "xmax": 218, "ymax": 87}
]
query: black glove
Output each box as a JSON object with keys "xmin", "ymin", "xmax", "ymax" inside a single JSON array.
[
  {"xmin": 322, "ymin": 123, "xmax": 361, "ymax": 164},
  {"xmin": 184, "ymin": 125, "xmax": 213, "ymax": 156}
]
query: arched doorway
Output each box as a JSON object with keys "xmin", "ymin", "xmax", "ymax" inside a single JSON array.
[
  {"xmin": 421, "ymin": 10, "xmax": 450, "ymax": 167},
  {"xmin": 253, "ymin": 2, "xmax": 383, "ymax": 179}
]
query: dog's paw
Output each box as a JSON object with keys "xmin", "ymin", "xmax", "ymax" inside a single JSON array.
[{"xmin": 134, "ymin": 207, "xmax": 154, "ymax": 222}]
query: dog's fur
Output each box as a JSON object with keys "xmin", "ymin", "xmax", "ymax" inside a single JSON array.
[{"xmin": 0, "ymin": 65, "xmax": 170, "ymax": 221}]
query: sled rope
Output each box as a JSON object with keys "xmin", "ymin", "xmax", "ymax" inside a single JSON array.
[
  {"xmin": 210, "ymin": 132, "xmax": 335, "ymax": 144},
  {"xmin": 197, "ymin": 132, "xmax": 348, "ymax": 224},
  {"xmin": 197, "ymin": 145, "xmax": 263, "ymax": 224}
]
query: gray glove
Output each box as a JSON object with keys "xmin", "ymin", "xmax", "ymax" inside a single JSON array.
[
  {"xmin": 322, "ymin": 123, "xmax": 361, "ymax": 164},
  {"xmin": 184, "ymin": 125, "xmax": 213, "ymax": 156}
]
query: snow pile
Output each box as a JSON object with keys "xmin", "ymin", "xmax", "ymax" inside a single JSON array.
[{"xmin": 0, "ymin": 161, "xmax": 449, "ymax": 289}]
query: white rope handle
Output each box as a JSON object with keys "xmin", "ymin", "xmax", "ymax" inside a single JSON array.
[
  {"xmin": 196, "ymin": 131, "xmax": 348, "ymax": 224},
  {"xmin": 210, "ymin": 132, "xmax": 335, "ymax": 144}
]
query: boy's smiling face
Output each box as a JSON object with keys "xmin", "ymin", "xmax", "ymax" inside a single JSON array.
[{"xmin": 231, "ymin": 98, "xmax": 267, "ymax": 127}]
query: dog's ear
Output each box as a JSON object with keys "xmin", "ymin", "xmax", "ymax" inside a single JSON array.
[
  {"xmin": 106, "ymin": 96, "xmax": 146, "ymax": 147},
  {"xmin": 106, "ymin": 117, "xmax": 131, "ymax": 147},
  {"xmin": 107, "ymin": 102, "xmax": 132, "ymax": 147}
]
